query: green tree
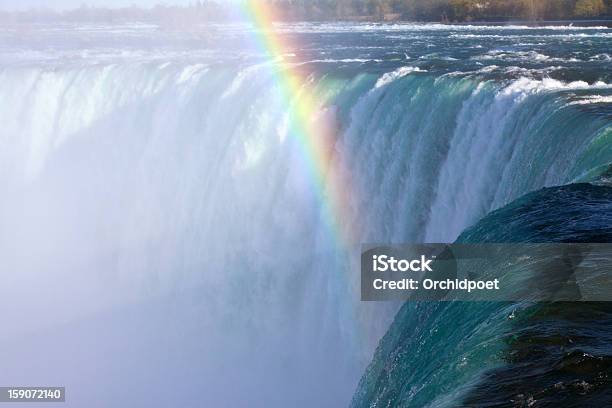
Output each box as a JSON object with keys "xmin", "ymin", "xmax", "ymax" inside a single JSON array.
[
  {"xmin": 449, "ymin": 0, "xmax": 479, "ymax": 20},
  {"xmin": 574, "ymin": 0, "xmax": 606, "ymax": 16}
]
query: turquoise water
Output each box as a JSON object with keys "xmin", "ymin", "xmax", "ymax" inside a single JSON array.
[
  {"xmin": 353, "ymin": 183, "xmax": 612, "ymax": 407},
  {"xmin": 0, "ymin": 22, "xmax": 610, "ymax": 406}
]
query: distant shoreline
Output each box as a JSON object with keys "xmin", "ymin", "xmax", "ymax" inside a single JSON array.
[
  {"xmin": 435, "ymin": 19, "xmax": 612, "ymax": 27},
  {"xmin": 284, "ymin": 18, "xmax": 612, "ymax": 27},
  {"xmin": 1, "ymin": 19, "xmax": 611, "ymax": 27},
  {"xmin": 0, "ymin": 7, "xmax": 610, "ymax": 28}
]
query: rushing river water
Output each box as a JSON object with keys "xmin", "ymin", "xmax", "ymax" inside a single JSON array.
[{"xmin": 0, "ymin": 21, "xmax": 610, "ymax": 407}]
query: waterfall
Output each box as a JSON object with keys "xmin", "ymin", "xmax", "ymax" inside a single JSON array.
[{"xmin": 0, "ymin": 61, "xmax": 609, "ymax": 406}]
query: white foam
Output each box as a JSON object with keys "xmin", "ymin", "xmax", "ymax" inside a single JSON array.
[
  {"xmin": 374, "ymin": 66, "xmax": 426, "ymax": 88},
  {"xmin": 570, "ymin": 95, "xmax": 612, "ymax": 105}
]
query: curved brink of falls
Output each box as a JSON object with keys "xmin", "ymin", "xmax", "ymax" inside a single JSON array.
[{"xmin": 352, "ymin": 182, "xmax": 612, "ymax": 407}]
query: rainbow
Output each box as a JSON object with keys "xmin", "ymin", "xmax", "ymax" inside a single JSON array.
[{"xmin": 239, "ymin": 0, "xmax": 357, "ymax": 248}]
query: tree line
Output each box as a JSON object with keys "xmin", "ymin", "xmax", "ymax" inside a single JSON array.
[
  {"xmin": 1, "ymin": 1, "xmax": 610, "ymax": 24},
  {"xmin": 270, "ymin": 0, "xmax": 611, "ymax": 22}
]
